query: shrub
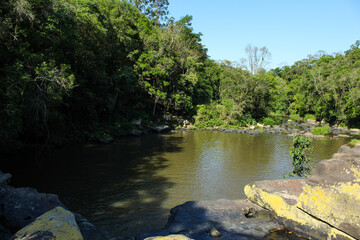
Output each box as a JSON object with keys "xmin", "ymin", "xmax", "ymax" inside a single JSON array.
[
  {"xmin": 289, "ymin": 114, "xmax": 300, "ymax": 122},
  {"xmin": 262, "ymin": 117, "xmax": 275, "ymax": 126},
  {"xmin": 349, "ymin": 139, "xmax": 360, "ymax": 146},
  {"xmin": 311, "ymin": 126, "xmax": 331, "ymax": 135},
  {"xmin": 304, "ymin": 114, "xmax": 316, "ymax": 121},
  {"xmin": 288, "ymin": 135, "xmax": 313, "ymax": 177}
]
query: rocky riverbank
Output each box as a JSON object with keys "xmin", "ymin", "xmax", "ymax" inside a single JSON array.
[{"xmin": 182, "ymin": 120, "xmax": 360, "ymax": 140}]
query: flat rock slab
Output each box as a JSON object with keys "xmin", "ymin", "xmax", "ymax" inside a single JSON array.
[
  {"xmin": 165, "ymin": 199, "xmax": 282, "ymax": 239},
  {"xmin": 297, "ymin": 144, "xmax": 360, "ymax": 239},
  {"xmin": 245, "ymin": 144, "xmax": 360, "ymax": 240}
]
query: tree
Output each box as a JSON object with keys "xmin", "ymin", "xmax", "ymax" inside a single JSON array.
[
  {"xmin": 130, "ymin": 0, "xmax": 169, "ymax": 22},
  {"xmin": 241, "ymin": 45, "xmax": 271, "ymax": 75}
]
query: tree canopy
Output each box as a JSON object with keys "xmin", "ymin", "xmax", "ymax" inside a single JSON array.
[{"xmin": 0, "ymin": 0, "xmax": 359, "ymax": 152}]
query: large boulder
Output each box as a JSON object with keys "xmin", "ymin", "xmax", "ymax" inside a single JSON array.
[
  {"xmin": 0, "ymin": 184, "xmax": 66, "ymax": 231},
  {"xmin": 245, "ymin": 144, "xmax": 360, "ymax": 240},
  {"xmin": 0, "ymin": 183, "xmax": 105, "ymax": 239},
  {"xmin": 10, "ymin": 206, "xmax": 83, "ymax": 240},
  {"xmin": 296, "ymin": 144, "xmax": 360, "ymax": 239}
]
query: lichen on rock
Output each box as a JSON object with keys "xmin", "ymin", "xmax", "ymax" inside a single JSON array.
[{"xmin": 11, "ymin": 206, "xmax": 83, "ymax": 240}]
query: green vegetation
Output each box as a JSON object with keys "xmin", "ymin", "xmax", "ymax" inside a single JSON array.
[
  {"xmin": 311, "ymin": 126, "xmax": 331, "ymax": 135},
  {"xmin": 288, "ymin": 136, "xmax": 314, "ymax": 177},
  {"xmin": 0, "ymin": 0, "xmax": 359, "ymax": 153},
  {"xmin": 349, "ymin": 139, "xmax": 360, "ymax": 146},
  {"xmin": 304, "ymin": 114, "xmax": 316, "ymax": 121}
]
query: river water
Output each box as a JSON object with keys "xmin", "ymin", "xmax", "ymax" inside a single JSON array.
[{"xmin": 7, "ymin": 131, "xmax": 350, "ymax": 238}]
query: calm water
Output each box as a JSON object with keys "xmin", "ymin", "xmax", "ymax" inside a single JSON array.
[{"xmin": 8, "ymin": 131, "xmax": 350, "ymax": 238}]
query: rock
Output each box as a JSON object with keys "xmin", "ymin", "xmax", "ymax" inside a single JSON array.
[
  {"xmin": 0, "ymin": 184, "xmax": 66, "ymax": 231},
  {"xmin": 338, "ymin": 134, "xmax": 350, "ymax": 138},
  {"xmin": 165, "ymin": 199, "xmax": 282, "ymax": 238},
  {"xmin": 302, "ymin": 132, "xmax": 313, "ymax": 138},
  {"xmin": 75, "ymin": 213, "xmax": 106, "ymax": 240},
  {"xmin": 209, "ymin": 228, "xmax": 222, "ymax": 238},
  {"xmin": 132, "ymin": 119, "xmax": 142, "ymax": 126},
  {"xmin": 130, "ymin": 129, "xmax": 143, "ymax": 136},
  {"xmin": 10, "ymin": 206, "xmax": 83, "ymax": 240},
  {"xmin": 144, "ymin": 235, "xmax": 192, "ymax": 240},
  {"xmin": 244, "ymin": 179, "xmax": 352, "ymax": 239},
  {"xmin": 312, "ymin": 134, "xmax": 325, "ymax": 139},
  {"xmin": 296, "ymin": 146, "xmax": 360, "ymax": 239},
  {"xmin": 0, "ymin": 170, "xmax": 11, "ymax": 184},
  {"xmin": 349, "ymin": 128, "xmax": 360, "ymax": 135},
  {"xmin": 150, "ymin": 125, "xmax": 171, "ymax": 133},
  {"xmin": 99, "ymin": 135, "xmax": 114, "ymax": 144},
  {"xmin": 306, "ymin": 119, "xmax": 316, "ymax": 124},
  {"xmin": 245, "ymin": 144, "xmax": 360, "ymax": 240},
  {"xmin": 248, "ymin": 130, "xmax": 260, "ymax": 135}
]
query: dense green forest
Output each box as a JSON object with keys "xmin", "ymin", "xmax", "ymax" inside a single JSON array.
[{"xmin": 1, "ymin": 0, "xmax": 359, "ymax": 153}]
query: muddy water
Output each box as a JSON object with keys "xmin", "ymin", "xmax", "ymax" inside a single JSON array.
[{"xmin": 8, "ymin": 131, "xmax": 350, "ymax": 238}]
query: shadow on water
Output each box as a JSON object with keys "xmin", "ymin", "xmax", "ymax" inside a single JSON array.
[
  {"xmin": 4, "ymin": 133, "xmax": 185, "ymax": 238},
  {"xmin": 2, "ymin": 131, "xmax": 350, "ymax": 239}
]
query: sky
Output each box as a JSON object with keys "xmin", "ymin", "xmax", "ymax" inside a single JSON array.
[{"xmin": 168, "ymin": 0, "xmax": 360, "ymax": 69}]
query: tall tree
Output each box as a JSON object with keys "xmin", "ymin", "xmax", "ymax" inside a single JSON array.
[
  {"xmin": 130, "ymin": 0, "xmax": 169, "ymax": 22},
  {"xmin": 241, "ymin": 45, "xmax": 271, "ymax": 75}
]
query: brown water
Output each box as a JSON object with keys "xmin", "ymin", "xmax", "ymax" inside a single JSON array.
[{"xmin": 7, "ymin": 131, "xmax": 350, "ymax": 238}]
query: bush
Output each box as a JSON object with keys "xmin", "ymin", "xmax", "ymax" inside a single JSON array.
[
  {"xmin": 304, "ymin": 114, "xmax": 316, "ymax": 121},
  {"xmin": 289, "ymin": 114, "xmax": 300, "ymax": 121},
  {"xmin": 262, "ymin": 117, "xmax": 275, "ymax": 126},
  {"xmin": 349, "ymin": 139, "xmax": 360, "ymax": 146},
  {"xmin": 311, "ymin": 126, "xmax": 331, "ymax": 135},
  {"xmin": 288, "ymin": 135, "xmax": 313, "ymax": 177}
]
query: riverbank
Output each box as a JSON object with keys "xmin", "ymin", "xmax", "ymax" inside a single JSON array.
[{"xmin": 182, "ymin": 119, "xmax": 360, "ymax": 140}]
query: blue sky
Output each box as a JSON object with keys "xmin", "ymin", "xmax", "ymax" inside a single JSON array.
[{"xmin": 168, "ymin": 0, "xmax": 360, "ymax": 69}]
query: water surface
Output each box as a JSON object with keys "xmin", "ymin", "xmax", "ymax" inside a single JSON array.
[{"xmin": 8, "ymin": 131, "xmax": 350, "ymax": 238}]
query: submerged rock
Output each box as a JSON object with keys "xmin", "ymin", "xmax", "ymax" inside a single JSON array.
[{"xmin": 10, "ymin": 206, "xmax": 83, "ymax": 240}]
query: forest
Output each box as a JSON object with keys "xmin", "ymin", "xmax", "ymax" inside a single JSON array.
[{"xmin": 1, "ymin": 0, "xmax": 360, "ymax": 153}]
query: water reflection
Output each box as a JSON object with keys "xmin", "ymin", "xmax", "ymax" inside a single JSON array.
[{"xmin": 5, "ymin": 131, "xmax": 350, "ymax": 238}]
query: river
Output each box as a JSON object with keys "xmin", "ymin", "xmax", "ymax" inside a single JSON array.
[{"xmin": 6, "ymin": 130, "xmax": 350, "ymax": 238}]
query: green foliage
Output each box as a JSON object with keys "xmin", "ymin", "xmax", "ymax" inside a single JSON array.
[
  {"xmin": 262, "ymin": 117, "xmax": 275, "ymax": 126},
  {"xmin": 0, "ymin": 0, "xmax": 359, "ymax": 153},
  {"xmin": 349, "ymin": 139, "xmax": 360, "ymax": 146},
  {"xmin": 304, "ymin": 114, "xmax": 316, "ymax": 121},
  {"xmin": 289, "ymin": 114, "xmax": 300, "ymax": 121},
  {"xmin": 311, "ymin": 126, "xmax": 331, "ymax": 135},
  {"xmin": 288, "ymin": 136, "xmax": 313, "ymax": 177}
]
